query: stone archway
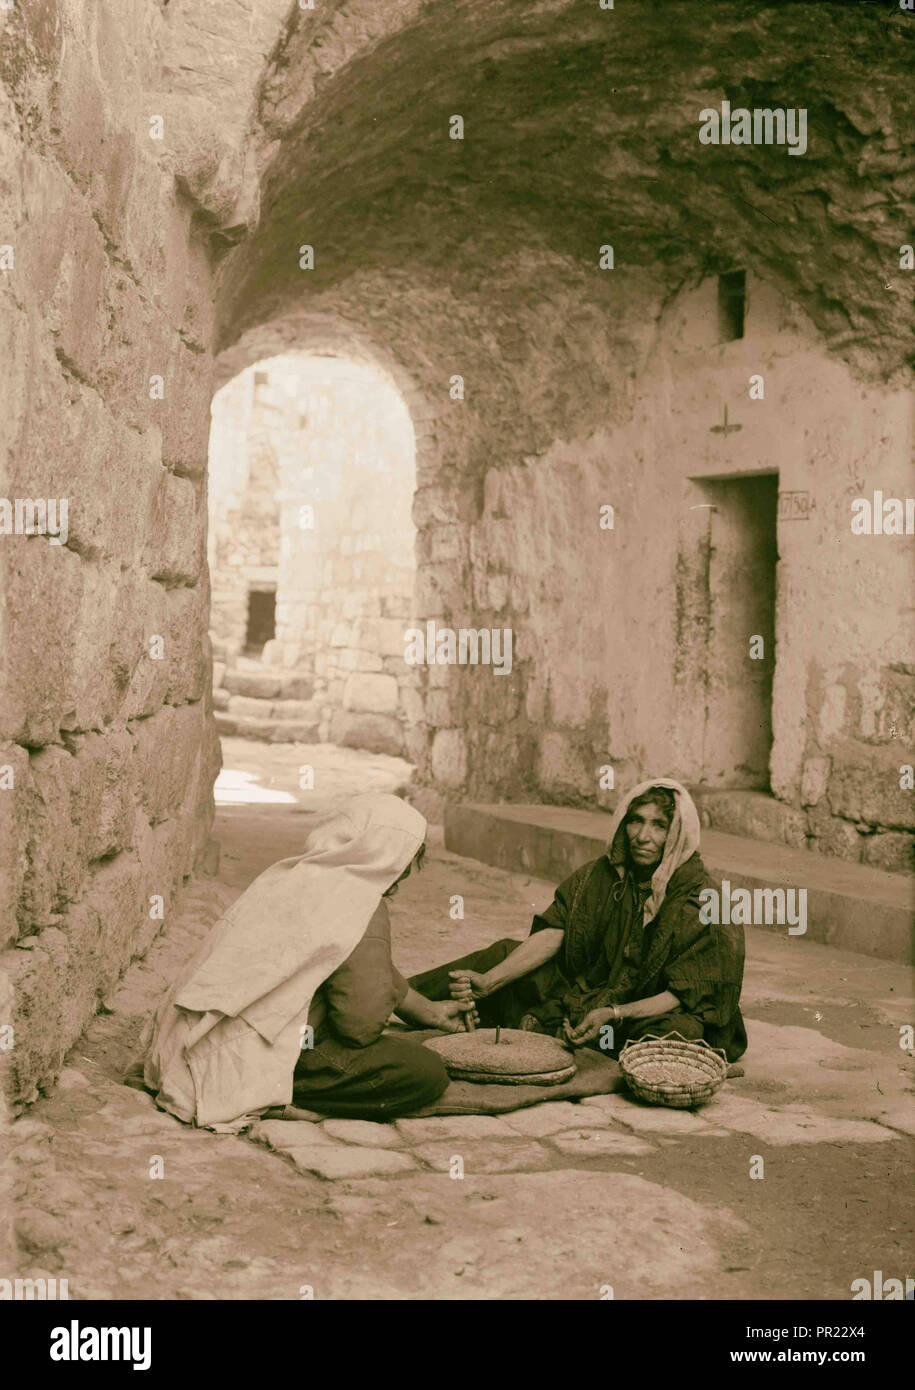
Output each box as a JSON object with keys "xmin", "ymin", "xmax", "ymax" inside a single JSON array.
[{"xmin": 208, "ymin": 349, "xmax": 422, "ymax": 761}]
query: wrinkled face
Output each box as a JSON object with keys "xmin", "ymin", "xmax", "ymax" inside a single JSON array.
[{"xmin": 625, "ymin": 801, "xmax": 671, "ymax": 872}]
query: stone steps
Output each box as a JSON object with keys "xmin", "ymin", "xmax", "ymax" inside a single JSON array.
[
  {"xmin": 444, "ymin": 802, "xmax": 915, "ymax": 964},
  {"xmin": 215, "ymin": 711, "xmax": 321, "ymax": 743},
  {"xmin": 223, "ymin": 694, "xmax": 320, "ymax": 720},
  {"xmin": 220, "ymin": 668, "xmax": 314, "ymax": 701},
  {"xmin": 212, "ymin": 666, "xmax": 323, "ymax": 742},
  {"xmin": 212, "ymin": 666, "xmax": 409, "ymax": 757}
]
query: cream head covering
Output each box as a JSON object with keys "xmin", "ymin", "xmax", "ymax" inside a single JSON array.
[
  {"xmin": 145, "ymin": 793, "xmax": 426, "ymax": 1129},
  {"xmin": 604, "ymin": 778, "xmax": 702, "ymax": 925}
]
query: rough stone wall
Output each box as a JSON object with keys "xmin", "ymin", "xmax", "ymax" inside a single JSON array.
[
  {"xmin": 210, "ymin": 356, "xmax": 417, "ymax": 756},
  {"xmin": 208, "ymin": 371, "xmax": 281, "ymax": 655},
  {"xmin": 0, "ymin": 0, "xmax": 230, "ymax": 1106}
]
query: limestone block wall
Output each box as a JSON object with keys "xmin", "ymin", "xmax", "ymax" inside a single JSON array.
[
  {"xmin": 0, "ymin": 1, "xmax": 224, "ymax": 1106},
  {"xmin": 208, "ymin": 372, "xmax": 281, "ymax": 654}
]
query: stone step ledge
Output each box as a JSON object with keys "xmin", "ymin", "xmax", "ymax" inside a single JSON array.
[
  {"xmin": 214, "ymin": 712, "xmax": 321, "ymax": 743},
  {"xmin": 222, "ymin": 669, "xmax": 315, "ymax": 701},
  {"xmin": 444, "ymin": 802, "xmax": 914, "ymax": 964}
]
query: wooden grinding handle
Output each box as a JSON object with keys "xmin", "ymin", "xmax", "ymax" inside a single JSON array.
[{"xmin": 459, "ymin": 982, "xmax": 476, "ymax": 1032}]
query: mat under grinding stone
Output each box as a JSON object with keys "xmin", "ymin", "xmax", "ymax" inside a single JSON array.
[{"xmin": 424, "ymin": 1027, "xmax": 577, "ymax": 1085}]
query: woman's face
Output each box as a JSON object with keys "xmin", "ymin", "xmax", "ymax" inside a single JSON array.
[
  {"xmin": 383, "ymin": 864, "xmax": 410, "ymax": 898},
  {"xmin": 625, "ymin": 800, "xmax": 671, "ymax": 872},
  {"xmin": 383, "ymin": 844, "xmax": 426, "ymax": 897}
]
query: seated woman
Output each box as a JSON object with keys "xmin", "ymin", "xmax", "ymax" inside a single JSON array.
[
  {"xmin": 409, "ymin": 779, "xmax": 747, "ymax": 1062},
  {"xmin": 143, "ymin": 793, "xmax": 470, "ymax": 1131}
]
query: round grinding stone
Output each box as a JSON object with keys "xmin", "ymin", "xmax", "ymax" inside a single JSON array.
[{"xmin": 425, "ymin": 1028, "xmax": 577, "ymax": 1085}]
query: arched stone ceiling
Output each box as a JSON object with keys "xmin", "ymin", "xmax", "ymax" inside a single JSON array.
[
  {"xmin": 212, "ymin": 311, "xmax": 419, "ymax": 405},
  {"xmin": 215, "ymin": 0, "xmax": 915, "ymax": 388}
]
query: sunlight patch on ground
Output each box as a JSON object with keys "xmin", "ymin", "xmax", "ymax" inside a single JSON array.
[{"xmin": 215, "ymin": 768, "xmax": 297, "ymax": 805}]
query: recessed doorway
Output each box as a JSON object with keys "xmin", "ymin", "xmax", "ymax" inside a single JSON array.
[
  {"xmin": 691, "ymin": 472, "xmax": 779, "ymax": 788},
  {"xmin": 244, "ymin": 584, "xmax": 276, "ymax": 654}
]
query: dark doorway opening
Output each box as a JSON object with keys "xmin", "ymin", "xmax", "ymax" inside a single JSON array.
[
  {"xmin": 717, "ymin": 270, "xmax": 746, "ymax": 341},
  {"xmin": 244, "ymin": 585, "xmax": 276, "ymax": 653},
  {"xmin": 692, "ymin": 472, "xmax": 779, "ymax": 788}
]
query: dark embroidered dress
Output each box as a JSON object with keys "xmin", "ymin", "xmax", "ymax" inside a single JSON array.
[
  {"xmin": 411, "ymin": 852, "xmax": 747, "ymax": 1062},
  {"xmin": 524, "ymin": 851, "xmax": 747, "ymax": 1060}
]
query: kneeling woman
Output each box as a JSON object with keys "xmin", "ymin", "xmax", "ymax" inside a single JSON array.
[{"xmin": 144, "ymin": 794, "xmax": 470, "ymax": 1131}]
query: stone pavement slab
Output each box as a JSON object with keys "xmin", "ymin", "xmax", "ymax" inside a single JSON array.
[
  {"xmin": 865, "ymin": 1102, "xmax": 915, "ymax": 1139},
  {"xmin": 277, "ymin": 1143, "xmax": 418, "ymax": 1180},
  {"xmin": 395, "ymin": 1113, "xmax": 519, "ymax": 1142},
  {"xmin": 500, "ymin": 1100, "xmax": 593, "ymax": 1135},
  {"xmin": 412, "ymin": 1139, "xmax": 550, "ymax": 1174},
  {"xmin": 321, "ymin": 1119, "xmax": 405, "ymax": 1148},
  {"xmin": 250, "ymin": 1118, "xmax": 337, "ymax": 1147},
  {"xmin": 738, "ymin": 1020, "xmax": 912, "ymax": 1123},
  {"xmin": 700, "ymin": 1094, "xmax": 898, "ymax": 1144},
  {"xmin": 578, "ymin": 1093, "xmax": 715, "ymax": 1134},
  {"xmin": 549, "ymin": 1128, "xmax": 657, "ymax": 1157}
]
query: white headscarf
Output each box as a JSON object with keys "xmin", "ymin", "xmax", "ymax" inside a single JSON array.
[
  {"xmin": 144, "ymin": 793, "xmax": 426, "ymax": 1130},
  {"xmin": 604, "ymin": 778, "xmax": 702, "ymax": 925}
]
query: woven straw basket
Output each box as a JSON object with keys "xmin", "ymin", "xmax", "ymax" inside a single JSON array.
[{"xmin": 619, "ymin": 1032, "xmax": 727, "ymax": 1108}]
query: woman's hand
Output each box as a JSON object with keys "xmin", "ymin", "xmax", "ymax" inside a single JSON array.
[
  {"xmin": 428, "ymin": 997, "xmax": 480, "ymax": 1034},
  {"xmin": 563, "ymin": 1007, "xmax": 617, "ymax": 1048},
  {"xmin": 448, "ymin": 968, "xmax": 489, "ymax": 1002}
]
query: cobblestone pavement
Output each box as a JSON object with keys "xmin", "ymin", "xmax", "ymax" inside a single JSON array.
[{"xmin": 9, "ymin": 741, "xmax": 914, "ymax": 1300}]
